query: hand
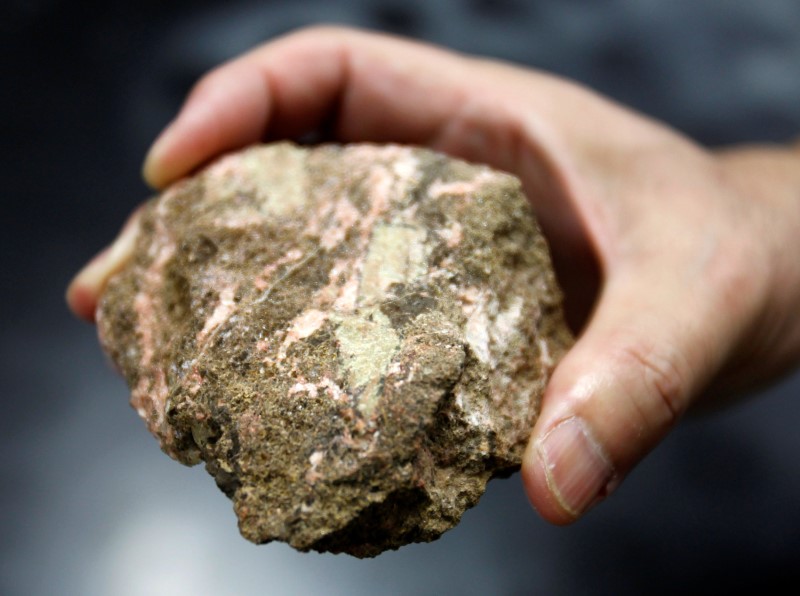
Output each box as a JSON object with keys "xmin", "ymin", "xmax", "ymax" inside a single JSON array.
[{"xmin": 67, "ymin": 26, "xmax": 800, "ymax": 523}]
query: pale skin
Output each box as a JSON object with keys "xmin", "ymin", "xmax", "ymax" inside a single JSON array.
[{"xmin": 67, "ymin": 26, "xmax": 800, "ymax": 524}]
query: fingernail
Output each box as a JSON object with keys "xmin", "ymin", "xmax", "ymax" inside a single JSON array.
[
  {"xmin": 538, "ymin": 417, "xmax": 615, "ymax": 518},
  {"xmin": 142, "ymin": 124, "xmax": 174, "ymax": 188},
  {"xmin": 143, "ymin": 99, "xmax": 207, "ymax": 188}
]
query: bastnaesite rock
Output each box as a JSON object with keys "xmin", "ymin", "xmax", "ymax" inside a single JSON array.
[{"xmin": 97, "ymin": 142, "xmax": 573, "ymax": 557}]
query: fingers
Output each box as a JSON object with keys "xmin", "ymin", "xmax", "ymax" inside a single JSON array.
[
  {"xmin": 66, "ymin": 207, "xmax": 142, "ymax": 322},
  {"xmin": 141, "ymin": 26, "xmax": 588, "ymax": 190},
  {"xmin": 522, "ymin": 260, "xmax": 748, "ymax": 524},
  {"xmin": 143, "ymin": 27, "xmax": 470, "ymax": 188}
]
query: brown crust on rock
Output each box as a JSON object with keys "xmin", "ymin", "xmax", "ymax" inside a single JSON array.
[{"xmin": 97, "ymin": 142, "xmax": 573, "ymax": 556}]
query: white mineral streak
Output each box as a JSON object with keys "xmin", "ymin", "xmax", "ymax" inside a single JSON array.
[
  {"xmin": 197, "ymin": 285, "xmax": 238, "ymax": 346},
  {"xmin": 427, "ymin": 170, "xmax": 494, "ymax": 199},
  {"xmin": 306, "ymin": 450, "xmax": 325, "ymax": 484},
  {"xmin": 464, "ymin": 392, "xmax": 493, "ymax": 429},
  {"xmin": 289, "ymin": 382, "xmax": 319, "ymax": 398},
  {"xmin": 254, "ymin": 249, "xmax": 304, "ymax": 290},
  {"xmin": 453, "ymin": 387, "xmax": 494, "ymax": 449},
  {"xmin": 359, "ymin": 224, "xmax": 428, "ymax": 306},
  {"xmin": 457, "ymin": 286, "xmax": 525, "ymax": 366},
  {"xmin": 334, "ymin": 310, "xmax": 400, "ymax": 415},
  {"xmin": 491, "ymin": 296, "xmax": 524, "ymax": 350},
  {"xmin": 386, "ymin": 359, "xmax": 413, "ymax": 389},
  {"xmin": 211, "ymin": 212, "xmax": 264, "ymax": 230},
  {"xmin": 465, "ymin": 298, "xmax": 492, "ymax": 364},
  {"xmin": 285, "ymin": 309, "xmax": 327, "ymax": 343},
  {"xmin": 319, "ymin": 197, "xmax": 360, "ymax": 249},
  {"xmin": 392, "ymin": 152, "xmax": 419, "ymax": 180},
  {"xmin": 538, "ymin": 338, "xmax": 553, "ymax": 368},
  {"xmin": 319, "ymin": 377, "xmax": 347, "ymax": 402},
  {"xmin": 350, "ymin": 149, "xmax": 420, "ymax": 247},
  {"xmin": 270, "ymin": 309, "xmax": 330, "ymax": 376},
  {"xmin": 318, "ymin": 258, "xmax": 353, "ymax": 309},
  {"xmin": 333, "ymin": 273, "xmax": 359, "ymax": 313}
]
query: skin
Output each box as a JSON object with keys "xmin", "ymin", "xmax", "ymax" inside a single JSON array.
[{"xmin": 67, "ymin": 26, "xmax": 800, "ymax": 525}]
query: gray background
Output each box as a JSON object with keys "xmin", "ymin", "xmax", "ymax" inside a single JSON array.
[{"xmin": 3, "ymin": 1, "xmax": 800, "ymax": 594}]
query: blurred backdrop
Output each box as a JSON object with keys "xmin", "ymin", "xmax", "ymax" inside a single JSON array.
[{"xmin": 3, "ymin": 1, "xmax": 800, "ymax": 594}]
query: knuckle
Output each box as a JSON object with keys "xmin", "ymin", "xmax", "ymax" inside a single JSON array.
[
  {"xmin": 292, "ymin": 24, "xmax": 356, "ymax": 42},
  {"xmin": 189, "ymin": 68, "xmax": 225, "ymax": 101},
  {"xmin": 708, "ymin": 236, "xmax": 766, "ymax": 319},
  {"xmin": 615, "ymin": 340, "xmax": 688, "ymax": 426}
]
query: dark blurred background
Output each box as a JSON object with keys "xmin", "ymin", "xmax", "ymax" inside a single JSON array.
[{"xmin": 3, "ymin": 1, "xmax": 800, "ymax": 594}]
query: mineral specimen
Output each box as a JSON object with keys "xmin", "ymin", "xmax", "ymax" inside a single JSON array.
[{"xmin": 97, "ymin": 142, "xmax": 573, "ymax": 556}]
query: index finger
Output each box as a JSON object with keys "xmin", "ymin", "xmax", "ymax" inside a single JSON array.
[{"xmin": 144, "ymin": 26, "xmax": 495, "ymax": 188}]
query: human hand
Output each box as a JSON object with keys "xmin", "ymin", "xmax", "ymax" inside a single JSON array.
[{"xmin": 67, "ymin": 26, "xmax": 800, "ymax": 523}]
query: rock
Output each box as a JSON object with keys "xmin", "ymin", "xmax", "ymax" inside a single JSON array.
[{"xmin": 97, "ymin": 142, "xmax": 573, "ymax": 556}]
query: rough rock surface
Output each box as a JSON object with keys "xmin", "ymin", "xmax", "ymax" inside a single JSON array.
[{"xmin": 97, "ymin": 142, "xmax": 573, "ymax": 557}]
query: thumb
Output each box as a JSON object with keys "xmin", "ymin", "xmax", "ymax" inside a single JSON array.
[
  {"xmin": 522, "ymin": 266, "xmax": 738, "ymax": 524},
  {"xmin": 66, "ymin": 206, "xmax": 142, "ymax": 323}
]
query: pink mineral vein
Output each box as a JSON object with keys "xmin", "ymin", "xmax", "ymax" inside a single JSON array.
[
  {"xmin": 131, "ymin": 212, "xmax": 175, "ymax": 441},
  {"xmin": 197, "ymin": 284, "xmax": 238, "ymax": 346}
]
